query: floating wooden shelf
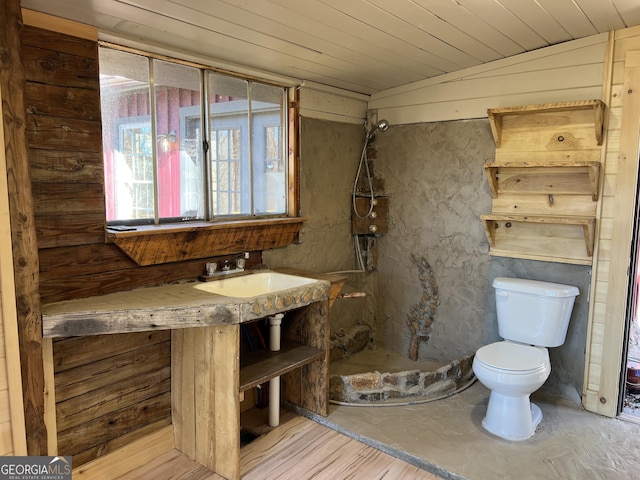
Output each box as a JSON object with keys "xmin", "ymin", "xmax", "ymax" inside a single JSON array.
[
  {"xmin": 484, "ymin": 160, "xmax": 601, "ymax": 201},
  {"xmin": 239, "ymin": 340, "xmax": 325, "ymax": 392},
  {"xmin": 481, "ymin": 214, "xmax": 595, "ymax": 257},
  {"xmin": 105, "ymin": 217, "xmax": 305, "ymax": 265},
  {"xmin": 487, "ymin": 99, "xmax": 605, "ymax": 147}
]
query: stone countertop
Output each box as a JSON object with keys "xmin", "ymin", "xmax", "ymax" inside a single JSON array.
[{"xmin": 41, "ymin": 272, "xmax": 332, "ymax": 338}]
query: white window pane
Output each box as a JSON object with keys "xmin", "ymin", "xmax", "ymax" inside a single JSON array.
[
  {"xmin": 208, "ymin": 73, "xmax": 250, "ymax": 216},
  {"xmin": 153, "ymin": 59, "xmax": 204, "ymax": 221},
  {"xmin": 100, "ymin": 48, "xmax": 154, "ymax": 222},
  {"xmin": 251, "ymin": 83, "xmax": 286, "ymax": 215}
]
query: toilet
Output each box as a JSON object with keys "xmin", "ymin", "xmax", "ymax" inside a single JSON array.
[{"xmin": 472, "ymin": 277, "xmax": 579, "ymax": 441}]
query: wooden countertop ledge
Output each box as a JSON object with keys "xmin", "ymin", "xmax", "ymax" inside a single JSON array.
[{"xmin": 40, "ymin": 270, "xmax": 341, "ymax": 338}]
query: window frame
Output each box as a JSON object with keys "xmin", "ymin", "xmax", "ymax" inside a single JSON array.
[
  {"xmin": 100, "ymin": 43, "xmax": 297, "ymax": 227},
  {"xmin": 99, "ymin": 42, "xmax": 302, "ymax": 265}
]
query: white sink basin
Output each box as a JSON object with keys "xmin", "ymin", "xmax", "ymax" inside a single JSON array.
[{"xmin": 193, "ymin": 272, "xmax": 317, "ymax": 298}]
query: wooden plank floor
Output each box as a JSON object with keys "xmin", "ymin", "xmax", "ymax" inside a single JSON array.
[{"xmin": 114, "ymin": 411, "xmax": 442, "ymax": 479}]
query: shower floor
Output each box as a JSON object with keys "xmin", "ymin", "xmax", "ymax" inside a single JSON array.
[
  {"xmin": 329, "ymin": 347, "xmax": 476, "ymax": 405},
  {"xmin": 330, "ymin": 347, "xmax": 443, "ymax": 376}
]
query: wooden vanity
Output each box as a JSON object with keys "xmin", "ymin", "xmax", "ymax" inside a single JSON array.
[{"xmin": 41, "ymin": 270, "xmax": 344, "ymax": 480}]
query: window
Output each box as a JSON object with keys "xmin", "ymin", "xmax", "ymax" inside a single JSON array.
[{"xmin": 99, "ymin": 46, "xmax": 289, "ymax": 225}]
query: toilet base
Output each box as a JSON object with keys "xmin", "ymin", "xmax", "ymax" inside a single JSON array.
[{"xmin": 482, "ymin": 391, "xmax": 542, "ymax": 441}]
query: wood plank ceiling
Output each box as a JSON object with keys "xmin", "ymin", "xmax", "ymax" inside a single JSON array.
[{"xmin": 19, "ymin": 0, "xmax": 640, "ymax": 95}]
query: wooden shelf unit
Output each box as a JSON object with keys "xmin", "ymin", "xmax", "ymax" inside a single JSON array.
[
  {"xmin": 484, "ymin": 161, "xmax": 601, "ymax": 201},
  {"xmin": 487, "ymin": 99, "xmax": 605, "ymax": 148},
  {"xmin": 481, "ymin": 214, "xmax": 596, "ymax": 257},
  {"xmin": 240, "ymin": 340, "xmax": 325, "ymax": 392},
  {"xmin": 482, "ymin": 100, "xmax": 605, "ymax": 265}
]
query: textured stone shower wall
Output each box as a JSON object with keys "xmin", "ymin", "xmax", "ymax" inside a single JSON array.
[
  {"xmin": 264, "ymin": 117, "xmax": 378, "ymax": 335},
  {"xmin": 375, "ymin": 120, "xmax": 494, "ymax": 362}
]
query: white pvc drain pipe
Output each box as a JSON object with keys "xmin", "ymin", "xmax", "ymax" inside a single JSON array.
[{"xmin": 269, "ymin": 313, "xmax": 284, "ymax": 427}]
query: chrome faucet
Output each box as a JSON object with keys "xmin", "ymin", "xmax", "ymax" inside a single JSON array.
[{"xmin": 204, "ymin": 252, "xmax": 249, "ymax": 278}]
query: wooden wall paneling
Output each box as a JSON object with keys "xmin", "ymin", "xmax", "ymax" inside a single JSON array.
[
  {"xmin": 21, "ymin": 46, "xmax": 99, "ymax": 89},
  {"xmin": 25, "ymin": 83, "xmax": 101, "ymax": 122},
  {"xmin": 33, "ymin": 184, "xmax": 104, "ymax": 216},
  {"xmin": 26, "ymin": 116, "xmax": 102, "ymax": 152},
  {"xmin": 369, "ymin": 34, "xmax": 608, "ymax": 125},
  {"xmin": 1, "ymin": 0, "xmax": 47, "ymax": 455},
  {"xmin": 56, "ymin": 365, "xmax": 170, "ymax": 431},
  {"xmin": 39, "ymin": 251, "xmax": 261, "ymax": 304},
  {"xmin": 57, "ymin": 392, "xmax": 171, "ymax": 463},
  {"xmin": 53, "ymin": 332, "xmax": 171, "ymax": 462},
  {"xmin": 21, "ymin": 22, "xmax": 97, "ymax": 56},
  {"xmin": 582, "ymin": 31, "xmax": 615, "ymax": 414},
  {"xmin": 52, "ymin": 331, "xmax": 169, "ymax": 372},
  {"xmin": 54, "ymin": 340, "xmax": 170, "ymax": 403},
  {"xmin": 29, "ymin": 149, "xmax": 104, "ymax": 184},
  {"xmin": 596, "ymin": 49, "xmax": 640, "ymax": 416},
  {"xmin": 38, "ymin": 244, "xmax": 137, "ymax": 284},
  {"xmin": 298, "ymin": 84, "xmax": 368, "ymax": 124},
  {"xmin": 35, "ymin": 214, "xmax": 107, "ymax": 249}
]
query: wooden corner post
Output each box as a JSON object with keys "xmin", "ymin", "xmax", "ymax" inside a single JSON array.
[{"xmin": 0, "ymin": 0, "xmax": 48, "ymax": 454}]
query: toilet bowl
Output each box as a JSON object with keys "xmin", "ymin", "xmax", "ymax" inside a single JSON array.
[
  {"xmin": 473, "ymin": 341, "xmax": 550, "ymax": 440},
  {"xmin": 473, "ymin": 277, "xmax": 579, "ymax": 441}
]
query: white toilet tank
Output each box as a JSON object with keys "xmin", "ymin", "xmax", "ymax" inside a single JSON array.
[{"xmin": 493, "ymin": 277, "xmax": 579, "ymax": 347}]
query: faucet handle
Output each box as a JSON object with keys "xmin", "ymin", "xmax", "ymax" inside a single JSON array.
[{"xmin": 206, "ymin": 262, "xmax": 217, "ymax": 276}]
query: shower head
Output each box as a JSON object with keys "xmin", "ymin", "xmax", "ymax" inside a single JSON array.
[
  {"xmin": 367, "ymin": 119, "xmax": 390, "ymax": 137},
  {"xmin": 375, "ymin": 119, "xmax": 390, "ymax": 132}
]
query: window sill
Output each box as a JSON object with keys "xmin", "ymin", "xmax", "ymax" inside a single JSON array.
[{"xmin": 105, "ymin": 217, "xmax": 305, "ymax": 266}]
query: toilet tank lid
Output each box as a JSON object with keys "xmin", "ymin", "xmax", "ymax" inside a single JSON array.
[{"xmin": 493, "ymin": 277, "xmax": 579, "ymax": 297}]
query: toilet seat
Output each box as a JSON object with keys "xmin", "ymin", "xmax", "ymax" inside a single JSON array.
[{"xmin": 475, "ymin": 341, "xmax": 548, "ymax": 374}]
